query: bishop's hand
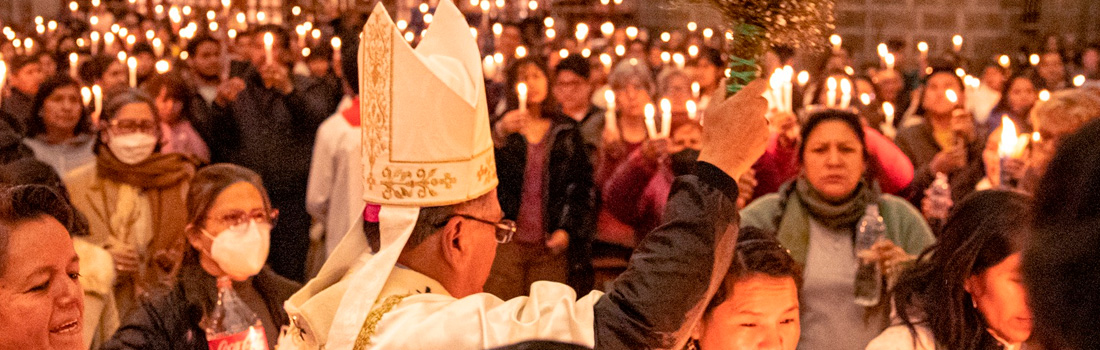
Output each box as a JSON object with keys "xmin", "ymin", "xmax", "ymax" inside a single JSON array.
[{"xmin": 698, "ymin": 79, "xmax": 770, "ymax": 179}]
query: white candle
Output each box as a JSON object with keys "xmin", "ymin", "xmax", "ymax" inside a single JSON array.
[
  {"xmin": 644, "ymin": 103, "xmax": 658, "ymax": 139},
  {"xmin": 918, "ymin": 41, "xmax": 928, "ymax": 61},
  {"xmin": 604, "ymin": 90, "xmax": 619, "ymax": 136},
  {"xmin": 91, "ymin": 84, "xmax": 103, "ymax": 125},
  {"xmin": 331, "ymin": 37, "xmax": 342, "ymax": 63},
  {"xmin": 839, "ymin": 79, "xmax": 852, "ymax": 109},
  {"xmin": 883, "ymin": 102, "xmax": 895, "ymax": 126},
  {"xmin": 691, "ymin": 82, "xmax": 700, "ymax": 99},
  {"xmin": 90, "ymin": 31, "xmax": 100, "ymax": 55},
  {"xmin": 826, "ymin": 77, "xmax": 838, "ymax": 108},
  {"xmin": 885, "ymin": 53, "xmax": 895, "ymax": 71},
  {"xmin": 69, "ymin": 53, "xmax": 79, "ymax": 78},
  {"xmin": 952, "ymin": 35, "xmax": 963, "ymax": 53},
  {"xmin": 517, "ymin": 82, "xmax": 528, "ymax": 113},
  {"xmin": 263, "ymin": 32, "xmax": 274, "ymax": 64},
  {"xmin": 829, "ymin": 34, "xmax": 842, "ymax": 53},
  {"xmin": 660, "ymin": 98, "xmax": 672, "ymax": 138},
  {"xmin": 999, "ymin": 55, "xmax": 1011, "ymax": 69},
  {"xmin": 998, "ymin": 116, "xmax": 1019, "ymax": 188},
  {"xmin": 0, "ymin": 60, "xmax": 6, "ymax": 108},
  {"xmin": 127, "ymin": 57, "xmax": 137, "ymax": 88},
  {"xmin": 769, "ymin": 68, "xmax": 785, "ymax": 112},
  {"xmin": 797, "ymin": 71, "xmax": 809, "ymax": 88},
  {"xmin": 686, "ymin": 100, "xmax": 697, "ymax": 120},
  {"xmin": 782, "ymin": 66, "xmax": 793, "ymax": 113},
  {"xmin": 81, "ymin": 86, "xmax": 92, "ymax": 108}
]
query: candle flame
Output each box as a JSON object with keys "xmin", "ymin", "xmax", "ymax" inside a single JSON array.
[
  {"xmin": 999, "ymin": 55, "xmax": 1011, "ymax": 68},
  {"xmin": 797, "ymin": 71, "xmax": 810, "ymax": 86},
  {"xmin": 945, "ymin": 89, "xmax": 958, "ymax": 104},
  {"xmin": 1074, "ymin": 75, "xmax": 1086, "ymax": 87},
  {"xmin": 839, "ymin": 79, "xmax": 852, "ymax": 95},
  {"xmin": 517, "ymin": 82, "xmax": 527, "ymax": 96},
  {"xmin": 917, "ymin": 42, "xmax": 928, "ymax": 53},
  {"xmin": 1030, "ymin": 54, "xmax": 1040, "ymax": 66},
  {"xmin": 1039, "ymin": 90, "xmax": 1051, "ymax": 102},
  {"xmin": 604, "ymin": 90, "xmax": 615, "ymax": 104},
  {"xmin": 883, "ymin": 102, "xmax": 895, "ymax": 124},
  {"xmin": 686, "ymin": 100, "xmax": 697, "ymax": 119},
  {"xmin": 829, "ymin": 34, "xmax": 842, "ymax": 47},
  {"xmin": 1032, "ymin": 132, "xmax": 1040, "ymax": 142},
  {"xmin": 860, "ymin": 93, "xmax": 871, "ymax": 106},
  {"xmin": 645, "ymin": 104, "xmax": 655, "ymax": 119},
  {"xmin": 827, "ymin": 77, "xmax": 838, "ymax": 91}
]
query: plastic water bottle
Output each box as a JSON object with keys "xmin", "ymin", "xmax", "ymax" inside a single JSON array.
[
  {"xmin": 926, "ymin": 172, "xmax": 953, "ymax": 222},
  {"xmin": 854, "ymin": 204, "xmax": 886, "ymax": 307},
  {"xmin": 203, "ymin": 277, "xmax": 269, "ymax": 350}
]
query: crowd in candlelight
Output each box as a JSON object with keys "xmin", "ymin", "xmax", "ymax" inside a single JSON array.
[{"xmin": 1, "ymin": 0, "xmax": 1100, "ymax": 349}]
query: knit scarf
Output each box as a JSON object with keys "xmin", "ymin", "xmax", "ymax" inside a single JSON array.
[
  {"xmin": 95, "ymin": 146, "xmax": 195, "ymax": 291},
  {"xmin": 794, "ymin": 176, "xmax": 876, "ymax": 229},
  {"xmin": 774, "ymin": 176, "xmax": 879, "ymax": 265}
]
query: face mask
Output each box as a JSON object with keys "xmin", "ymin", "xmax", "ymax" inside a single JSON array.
[
  {"xmin": 202, "ymin": 221, "xmax": 270, "ymax": 280},
  {"xmin": 669, "ymin": 148, "xmax": 701, "ymax": 176},
  {"xmin": 107, "ymin": 132, "xmax": 158, "ymax": 165}
]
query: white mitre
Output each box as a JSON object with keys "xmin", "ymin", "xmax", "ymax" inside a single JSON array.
[{"xmin": 282, "ymin": 1, "xmax": 496, "ymax": 349}]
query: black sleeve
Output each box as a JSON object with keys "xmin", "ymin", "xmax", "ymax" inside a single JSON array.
[
  {"xmin": 558, "ymin": 129, "xmax": 595, "ymax": 240},
  {"xmin": 101, "ymin": 290, "xmax": 188, "ymax": 350},
  {"xmin": 593, "ymin": 161, "xmax": 739, "ymax": 350},
  {"xmin": 285, "ymin": 77, "xmax": 337, "ymax": 134}
]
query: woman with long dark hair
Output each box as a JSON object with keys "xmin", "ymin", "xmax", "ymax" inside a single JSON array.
[
  {"xmin": 867, "ymin": 190, "xmax": 1032, "ymax": 349},
  {"xmin": 487, "ymin": 56, "xmax": 594, "ymax": 298}
]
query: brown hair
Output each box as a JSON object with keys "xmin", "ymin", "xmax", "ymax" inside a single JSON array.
[
  {"xmin": 185, "ymin": 163, "xmax": 271, "ymax": 229},
  {"xmin": 0, "ymin": 185, "xmax": 75, "ymax": 275}
]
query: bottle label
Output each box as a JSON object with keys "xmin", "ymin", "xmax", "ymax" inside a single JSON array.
[{"xmin": 208, "ymin": 325, "xmax": 269, "ymax": 350}]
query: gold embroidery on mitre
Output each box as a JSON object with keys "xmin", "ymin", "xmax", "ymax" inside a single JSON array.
[
  {"xmin": 361, "ymin": 7, "xmax": 393, "ymax": 192},
  {"xmin": 351, "ymin": 294, "xmax": 409, "ymax": 350},
  {"xmin": 380, "ymin": 167, "xmax": 458, "ymax": 200}
]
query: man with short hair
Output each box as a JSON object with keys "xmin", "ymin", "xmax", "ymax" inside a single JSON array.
[
  {"xmin": 281, "ymin": 2, "xmax": 771, "ymax": 349},
  {"xmin": 554, "ymin": 54, "xmax": 604, "ymax": 164},
  {"xmin": 2, "ymin": 54, "xmax": 45, "ymax": 134}
]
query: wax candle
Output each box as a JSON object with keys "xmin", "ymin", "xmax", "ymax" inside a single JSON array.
[
  {"xmin": 829, "ymin": 34, "xmax": 842, "ymax": 53},
  {"xmin": 517, "ymin": 82, "xmax": 528, "ymax": 113},
  {"xmin": 826, "ymin": 77, "xmax": 838, "ymax": 108},
  {"xmin": 604, "ymin": 90, "xmax": 619, "ymax": 136},
  {"xmin": 952, "ymin": 35, "xmax": 963, "ymax": 53},
  {"xmin": 686, "ymin": 100, "xmax": 697, "ymax": 120},
  {"xmin": 839, "ymin": 79, "xmax": 852, "ymax": 109},
  {"xmin": 691, "ymin": 82, "xmax": 700, "ymax": 99},
  {"xmin": 998, "ymin": 116, "xmax": 1018, "ymax": 189},
  {"xmin": 660, "ymin": 98, "xmax": 672, "ymax": 138},
  {"xmin": 644, "ymin": 104, "xmax": 658, "ymax": 139},
  {"xmin": 263, "ymin": 32, "xmax": 274, "ymax": 64},
  {"xmin": 91, "ymin": 84, "xmax": 103, "ymax": 125},
  {"xmin": 69, "ymin": 53, "xmax": 79, "ymax": 78},
  {"xmin": 127, "ymin": 56, "xmax": 137, "ymax": 88}
]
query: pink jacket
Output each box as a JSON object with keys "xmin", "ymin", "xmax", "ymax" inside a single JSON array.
[{"xmin": 601, "ymin": 149, "xmax": 675, "ymax": 245}]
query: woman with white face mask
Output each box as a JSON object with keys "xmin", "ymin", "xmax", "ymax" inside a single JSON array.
[
  {"xmin": 64, "ymin": 88, "xmax": 197, "ymax": 319},
  {"xmin": 102, "ymin": 164, "xmax": 301, "ymax": 349}
]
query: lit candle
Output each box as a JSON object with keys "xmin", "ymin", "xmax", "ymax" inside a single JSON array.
[
  {"xmin": 600, "ymin": 22, "xmax": 614, "ymax": 37},
  {"xmin": 999, "ymin": 55, "xmax": 1011, "ymax": 69},
  {"xmin": 1074, "ymin": 75, "xmax": 1086, "ymax": 87},
  {"xmin": 952, "ymin": 35, "xmax": 963, "ymax": 53},
  {"xmin": 660, "ymin": 52, "xmax": 671, "ymax": 65},
  {"xmin": 127, "ymin": 56, "xmax": 137, "ymax": 88},
  {"xmin": 91, "ymin": 84, "xmax": 103, "ymax": 125},
  {"xmin": 945, "ymin": 89, "xmax": 959, "ymax": 105},
  {"xmin": 331, "ymin": 37, "xmax": 342, "ymax": 63},
  {"xmin": 0, "ymin": 60, "xmax": 5, "ymax": 107},
  {"xmin": 877, "ymin": 43, "xmax": 888, "ymax": 60},
  {"xmin": 155, "ymin": 60, "xmax": 170, "ymax": 74},
  {"xmin": 686, "ymin": 100, "xmax": 697, "ymax": 120},
  {"xmin": 782, "ymin": 65, "xmax": 793, "ymax": 113},
  {"xmin": 691, "ymin": 82, "xmax": 700, "ymax": 99},
  {"xmin": 604, "ymin": 90, "xmax": 619, "ymax": 136},
  {"xmin": 81, "ymin": 86, "xmax": 92, "ymax": 108},
  {"xmin": 517, "ymin": 82, "xmax": 528, "ymax": 113},
  {"xmin": 1030, "ymin": 54, "xmax": 1040, "ymax": 66},
  {"xmin": 644, "ymin": 103, "xmax": 658, "ymax": 139},
  {"xmin": 839, "ymin": 78, "xmax": 852, "ymax": 109},
  {"xmin": 599, "ymin": 54, "xmax": 612, "ymax": 72},
  {"xmin": 660, "ymin": 98, "xmax": 672, "ymax": 138},
  {"xmin": 90, "ymin": 31, "xmax": 100, "ymax": 55},
  {"xmin": 769, "ymin": 68, "xmax": 786, "ymax": 112},
  {"xmin": 625, "ymin": 26, "xmax": 638, "ymax": 41},
  {"xmin": 69, "ymin": 53, "xmax": 79, "ymax": 78},
  {"xmin": 882, "ymin": 102, "xmax": 897, "ymax": 139},
  {"xmin": 829, "ymin": 34, "xmax": 842, "ymax": 53},
  {"xmin": 152, "ymin": 38, "xmax": 163, "ymax": 57},
  {"xmin": 860, "ymin": 93, "xmax": 871, "ymax": 106},
  {"xmin": 797, "ymin": 71, "xmax": 810, "ymax": 88},
  {"xmin": 918, "ymin": 41, "xmax": 929, "ymax": 62},
  {"xmin": 672, "ymin": 53, "xmax": 685, "ymax": 69},
  {"xmin": 998, "ymin": 116, "xmax": 1019, "ymax": 189},
  {"xmin": 515, "ymin": 46, "xmax": 527, "ymax": 58},
  {"xmin": 826, "ymin": 77, "xmax": 838, "ymax": 108},
  {"xmin": 263, "ymin": 32, "xmax": 274, "ymax": 64},
  {"xmin": 885, "ymin": 53, "xmax": 895, "ymax": 71},
  {"xmin": 1039, "ymin": 89, "xmax": 1050, "ymax": 102},
  {"xmin": 575, "ymin": 23, "xmax": 589, "ymax": 44}
]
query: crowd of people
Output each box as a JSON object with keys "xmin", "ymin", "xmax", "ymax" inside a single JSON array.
[{"xmin": 1, "ymin": 1, "xmax": 1100, "ymax": 349}]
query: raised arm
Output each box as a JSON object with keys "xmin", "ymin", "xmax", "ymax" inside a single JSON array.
[{"xmin": 593, "ymin": 80, "xmax": 770, "ymax": 350}]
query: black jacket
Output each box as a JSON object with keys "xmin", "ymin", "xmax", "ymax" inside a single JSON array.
[
  {"xmin": 494, "ymin": 112, "xmax": 595, "ymax": 293},
  {"xmin": 102, "ymin": 253, "xmax": 301, "ymax": 350},
  {"xmin": 594, "ymin": 162, "xmax": 741, "ymax": 349}
]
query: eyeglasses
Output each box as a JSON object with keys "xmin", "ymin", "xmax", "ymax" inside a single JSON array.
[
  {"xmin": 207, "ymin": 208, "xmax": 279, "ymax": 233},
  {"xmin": 437, "ymin": 214, "xmax": 516, "ymax": 244},
  {"xmin": 107, "ymin": 119, "xmax": 159, "ymax": 135}
]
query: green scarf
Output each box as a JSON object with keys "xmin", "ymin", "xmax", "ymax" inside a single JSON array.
[{"xmin": 775, "ymin": 177, "xmax": 879, "ymax": 265}]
